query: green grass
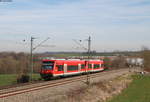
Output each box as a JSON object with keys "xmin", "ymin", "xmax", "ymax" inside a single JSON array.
[
  {"xmin": 107, "ymin": 74, "xmax": 150, "ymax": 102},
  {"xmin": 0, "ymin": 74, "xmax": 41, "ymax": 87},
  {"xmin": 0, "ymin": 74, "xmax": 17, "ymax": 86}
]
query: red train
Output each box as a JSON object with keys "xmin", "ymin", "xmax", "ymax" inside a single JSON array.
[{"xmin": 40, "ymin": 59, "xmax": 105, "ymax": 80}]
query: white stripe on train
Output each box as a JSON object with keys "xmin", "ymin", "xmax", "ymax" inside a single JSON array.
[{"xmin": 53, "ymin": 68, "xmax": 104, "ymax": 77}]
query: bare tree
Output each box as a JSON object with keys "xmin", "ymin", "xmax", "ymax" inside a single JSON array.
[{"xmin": 141, "ymin": 46, "xmax": 150, "ymax": 72}]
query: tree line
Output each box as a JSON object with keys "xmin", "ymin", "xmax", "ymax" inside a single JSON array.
[
  {"xmin": 0, "ymin": 49, "xmax": 149, "ymax": 75},
  {"xmin": 0, "ymin": 52, "xmax": 41, "ymax": 74}
]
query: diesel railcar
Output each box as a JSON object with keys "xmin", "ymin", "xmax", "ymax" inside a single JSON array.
[{"xmin": 40, "ymin": 59, "xmax": 104, "ymax": 80}]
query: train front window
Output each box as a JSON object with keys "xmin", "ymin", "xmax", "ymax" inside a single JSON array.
[
  {"xmin": 42, "ymin": 61, "xmax": 54, "ymax": 70},
  {"xmin": 42, "ymin": 65, "xmax": 53, "ymax": 70}
]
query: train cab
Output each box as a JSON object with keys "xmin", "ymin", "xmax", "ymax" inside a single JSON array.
[{"xmin": 40, "ymin": 60, "xmax": 55, "ymax": 79}]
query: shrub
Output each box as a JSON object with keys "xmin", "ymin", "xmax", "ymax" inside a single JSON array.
[
  {"xmin": 111, "ymin": 56, "xmax": 127, "ymax": 69},
  {"xmin": 103, "ymin": 57, "xmax": 112, "ymax": 69},
  {"xmin": 17, "ymin": 74, "xmax": 30, "ymax": 83}
]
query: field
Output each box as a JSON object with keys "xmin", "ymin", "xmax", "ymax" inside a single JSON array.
[
  {"xmin": 107, "ymin": 74, "xmax": 150, "ymax": 102},
  {"xmin": 0, "ymin": 74, "xmax": 41, "ymax": 87}
]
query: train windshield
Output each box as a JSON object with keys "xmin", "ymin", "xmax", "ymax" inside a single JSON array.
[
  {"xmin": 42, "ymin": 65, "xmax": 53, "ymax": 70},
  {"xmin": 42, "ymin": 61, "xmax": 54, "ymax": 70}
]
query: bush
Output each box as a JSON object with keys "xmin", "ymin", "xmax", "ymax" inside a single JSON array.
[
  {"xmin": 17, "ymin": 74, "xmax": 30, "ymax": 83},
  {"xmin": 111, "ymin": 56, "xmax": 127, "ymax": 69},
  {"xmin": 103, "ymin": 57, "xmax": 112, "ymax": 69},
  {"xmin": 104, "ymin": 56, "xmax": 127, "ymax": 70}
]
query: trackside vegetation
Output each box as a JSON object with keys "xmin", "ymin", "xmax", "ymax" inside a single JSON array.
[
  {"xmin": 107, "ymin": 74, "xmax": 150, "ymax": 102},
  {"xmin": 0, "ymin": 74, "xmax": 17, "ymax": 86},
  {"xmin": 0, "ymin": 74, "xmax": 41, "ymax": 87}
]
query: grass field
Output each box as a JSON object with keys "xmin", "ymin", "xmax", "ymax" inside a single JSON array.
[
  {"xmin": 107, "ymin": 74, "xmax": 150, "ymax": 102},
  {"xmin": 0, "ymin": 74, "xmax": 41, "ymax": 87}
]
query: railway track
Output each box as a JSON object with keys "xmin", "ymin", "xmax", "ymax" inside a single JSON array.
[
  {"xmin": 0, "ymin": 69, "xmax": 113, "ymax": 91},
  {"xmin": 0, "ymin": 69, "xmax": 129, "ymax": 98}
]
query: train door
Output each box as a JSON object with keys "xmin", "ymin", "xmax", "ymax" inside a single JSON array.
[
  {"xmin": 55, "ymin": 64, "xmax": 64, "ymax": 76},
  {"xmin": 99, "ymin": 63, "xmax": 102, "ymax": 68},
  {"xmin": 92, "ymin": 64, "xmax": 94, "ymax": 71},
  {"xmin": 64, "ymin": 64, "xmax": 67, "ymax": 75},
  {"xmin": 78, "ymin": 64, "xmax": 81, "ymax": 73}
]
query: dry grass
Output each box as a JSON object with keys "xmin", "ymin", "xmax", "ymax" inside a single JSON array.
[{"xmin": 52, "ymin": 73, "xmax": 133, "ymax": 102}]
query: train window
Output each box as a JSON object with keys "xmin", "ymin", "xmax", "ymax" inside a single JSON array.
[
  {"xmin": 94, "ymin": 64, "xmax": 100, "ymax": 69},
  {"xmin": 42, "ymin": 65, "xmax": 53, "ymax": 70},
  {"xmin": 81, "ymin": 64, "xmax": 85, "ymax": 69},
  {"xmin": 67, "ymin": 65, "xmax": 78, "ymax": 71},
  {"xmin": 57, "ymin": 65, "xmax": 63, "ymax": 71},
  {"xmin": 88, "ymin": 64, "xmax": 92, "ymax": 69}
]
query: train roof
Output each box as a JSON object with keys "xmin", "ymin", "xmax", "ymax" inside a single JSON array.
[{"xmin": 42, "ymin": 59, "xmax": 103, "ymax": 63}]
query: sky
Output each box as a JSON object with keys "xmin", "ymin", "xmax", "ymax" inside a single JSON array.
[{"xmin": 0, "ymin": 0, "xmax": 150, "ymax": 52}]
